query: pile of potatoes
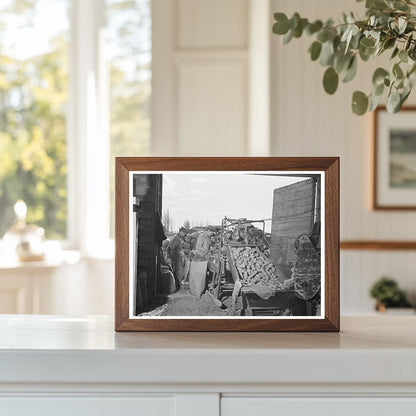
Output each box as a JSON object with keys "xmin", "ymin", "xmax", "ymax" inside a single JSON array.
[{"xmin": 231, "ymin": 247, "xmax": 283, "ymax": 291}]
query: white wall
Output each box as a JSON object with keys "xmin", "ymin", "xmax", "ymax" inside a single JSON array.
[
  {"xmin": 36, "ymin": 0, "xmax": 416, "ymax": 316},
  {"xmin": 271, "ymin": 0, "xmax": 416, "ymax": 313},
  {"xmin": 152, "ymin": 0, "xmax": 251, "ymax": 156}
]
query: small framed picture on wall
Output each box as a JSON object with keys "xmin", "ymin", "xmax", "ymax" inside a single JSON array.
[{"xmin": 374, "ymin": 106, "xmax": 416, "ymax": 209}]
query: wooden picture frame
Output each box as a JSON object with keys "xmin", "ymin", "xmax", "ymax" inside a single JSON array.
[
  {"xmin": 115, "ymin": 157, "xmax": 339, "ymax": 332},
  {"xmin": 373, "ymin": 106, "xmax": 416, "ymax": 210}
]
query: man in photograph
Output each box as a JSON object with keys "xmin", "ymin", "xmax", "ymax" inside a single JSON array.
[
  {"xmin": 195, "ymin": 226, "xmax": 215, "ymax": 260},
  {"xmin": 168, "ymin": 227, "xmax": 187, "ymax": 290}
]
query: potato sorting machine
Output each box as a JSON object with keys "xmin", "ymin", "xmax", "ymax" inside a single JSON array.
[{"xmin": 208, "ymin": 217, "xmax": 319, "ymax": 316}]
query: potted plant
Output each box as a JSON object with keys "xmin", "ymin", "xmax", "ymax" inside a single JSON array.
[
  {"xmin": 369, "ymin": 276, "xmax": 413, "ymax": 313},
  {"xmin": 272, "ymin": 0, "xmax": 416, "ymax": 115}
]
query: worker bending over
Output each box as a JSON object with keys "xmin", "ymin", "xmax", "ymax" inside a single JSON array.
[{"xmin": 195, "ymin": 226, "xmax": 215, "ymax": 260}]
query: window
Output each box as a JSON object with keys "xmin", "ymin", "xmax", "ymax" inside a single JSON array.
[
  {"xmin": 0, "ymin": 0, "xmax": 151, "ymax": 251},
  {"xmin": 106, "ymin": 0, "xmax": 151, "ymax": 237},
  {"xmin": 0, "ymin": 0, "xmax": 70, "ymax": 239}
]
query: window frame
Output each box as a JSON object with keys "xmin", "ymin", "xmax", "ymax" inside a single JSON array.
[{"xmin": 67, "ymin": 0, "xmax": 111, "ymax": 257}]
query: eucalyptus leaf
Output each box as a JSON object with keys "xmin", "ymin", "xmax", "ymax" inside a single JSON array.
[
  {"xmin": 360, "ymin": 37, "xmax": 375, "ymax": 48},
  {"xmin": 341, "ymin": 26, "xmax": 352, "ymax": 43},
  {"xmin": 342, "ymin": 56, "xmax": 358, "ymax": 82},
  {"xmin": 401, "ymin": 86, "xmax": 411, "ymax": 106},
  {"xmin": 408, "ymin": 71, "xmax": 416, "ymax": 88},
  {"xmin": 293, "ymin": 18, "xmax": 309, "ymax": 38},
  {"xmin": 398, "ymin": 17, "xmax": 407, "ymax": 34},
  {"xmin": 273, "ymin": 13, "xmax": 290, "ymax": 34},
  {"xmin": 352, "ymin": 91, "xmax": 369, "ymax": 115},
  {"xmin": 333, "ymin": 35, "xmax": 341, "ymax": 51},
  {"xmin": 334, "ymin": 52, "xmax": 352, "ymax": 72},
  {"xmin": 366, "ymin": 0, "xmax": 388, "ymax": 10},
  {"xmin": 372, "ymin": 67, "xmax": 389, "ymax": 85},
  {"xmin": 323, "ymin": 67, "xmax": 339, "ymax": 94},
  {"xmin": 282, "ymin": 29, "xmax": 294, "ymax": 44},
  {"xmin": 290, "ymin": 13, "xmax": 301, "ymax": 30},
  {"xmin": 391, "ymin": 47, "xmax": 399, "ymax": 59},
  {"xmin": 317, "ymin": 30, "xmax": 328, "ymax": 43},
  {"xmin": 307, "ymin": 20, "xmax": 323, "ymax": 35},
  {"xmin": 350, "ymin": 32, "xmax": 361, "ymax": 49},
  {"xmin": 383, "ymin": 37, "xmax": 396, "ymax": 50},
  {"xmin": 369, "ymin": 92, "xmax": 383, "ymax": 111},
  {"xmin": 320, "ymin": 40, "xmax": 335, "ymax": 66},
  {"xmin": 387, "ymin": 87, "xmax": 401, "ymax": 112},
  {"xmin": 359, "ymin": 44, "xmax": 375, "ymax": 61},
  {"xmin": 408, "ymin": 64, "xmax": 416, "ymax": 80},
  {"xmin": 393, "ymin": 0, "xmax": 409, "ymax": 11},
  {"xmin": 309, "ymin": 41, "xmax": 322, "ymax": 61},
  {"xmin": 347, "ymin": 13, "xmax": 355, "ymax": 24},
  {"xmin": 344, "ymin": 25, "xmax": 359, "ymax": 52},
  {"xmin": 393, "ymin": 63, "xmax": 404, "ymax": 79},
  {"xmin": 399, "ymin": 50, "xmax": 408, "ymax": 63},
  {"xmin": 373, "ymin": 82, "xmax": 385, "ymax": 96},
  {"xmin": 369, "ymin": 30, "xmax": 381, "ymax": 44}
]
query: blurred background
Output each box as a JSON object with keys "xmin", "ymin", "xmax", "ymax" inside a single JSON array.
[{"xmin": 0, "ymin": 0, "xmax": 415, "ymax": 316}]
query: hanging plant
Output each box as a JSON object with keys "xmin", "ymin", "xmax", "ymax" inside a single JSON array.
[{"xmin": 272, "ymin": 0, "xmax": 416, "ymax": 115}]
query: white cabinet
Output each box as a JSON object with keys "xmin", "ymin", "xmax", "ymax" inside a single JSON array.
[
  {"xmin": 222, "ymin": 398, "xmax": 416, "ymax": 416},
  {"xmin": 1, "ymin": 396, "xmax": 175, "ymax": 416},
  {"xmin": 1, "ymin": 316, "xmax": 416, "ymax": 416}
]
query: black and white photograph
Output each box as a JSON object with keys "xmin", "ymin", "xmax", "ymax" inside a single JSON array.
[{"xmin": 129, "ymin": 171, "xmax": 324, "ymax": 319}]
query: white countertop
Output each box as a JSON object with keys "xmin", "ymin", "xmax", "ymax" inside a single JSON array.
[{"xmin": 0, "ymin": 315, "xmax": 415, "ymax": 387}]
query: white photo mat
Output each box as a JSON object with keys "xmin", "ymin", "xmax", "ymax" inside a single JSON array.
[{"xmin": 128, "ymin": 171, "xmax": 325, "ymax": 320}]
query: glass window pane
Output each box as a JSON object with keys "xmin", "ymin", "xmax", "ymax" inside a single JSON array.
[
  {"xmin": 106, "ymin": 0, "xmax": 152, "ymax": 237},
  {"xmin": 0, "ymin": 0, "xmax": 70, "ymax": 239}
]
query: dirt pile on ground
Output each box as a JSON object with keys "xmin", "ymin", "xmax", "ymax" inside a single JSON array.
[{"xmin": 161, "ymin": 288, "xmax": 226, "ymax": 316}]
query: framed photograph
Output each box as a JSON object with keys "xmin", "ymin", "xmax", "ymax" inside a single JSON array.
[
  {"xmin": 115, "ymin": 157, "xmax": 339, "ymax": 332},
  {"xmin": 374, "ymin": 106, "xmax": 416, "ymax": 209}
]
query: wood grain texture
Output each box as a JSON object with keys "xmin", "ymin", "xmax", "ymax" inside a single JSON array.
[
  {"xmin": 341, "ymin": 241, "xmax": 416, "ymax": 250},
  {"xmin": 115, "ymin": 157, "xmax": 340, "ymax": 332},
  {"xmin": 115, "ymin": 160, "xmax": 130, "ymax": 330},
  {"xmin": 373, "ymin": 106, "xmax": 416, "ymax": 210}
]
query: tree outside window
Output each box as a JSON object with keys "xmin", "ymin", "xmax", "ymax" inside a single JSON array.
[{"xmin": 0, "ymin": 0, "xmax": 151, "ymax": 243}]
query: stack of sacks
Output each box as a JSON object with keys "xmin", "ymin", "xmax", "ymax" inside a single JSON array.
[
  {"xmin": 292, "ymin": 235, "xmax": 320, "ymax": 300},
  {"xmin": 225, "ymin": 225, "xmax": 265, "ymax": 248}
]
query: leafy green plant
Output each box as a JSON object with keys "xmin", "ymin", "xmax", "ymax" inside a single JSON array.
[
  {"xmin": 272, "ymin": 0, "xmax": 416, "ymax": 115},
  {"xmin": 369, "ymin": 276, "xmax": 411, "ymax": 307}
]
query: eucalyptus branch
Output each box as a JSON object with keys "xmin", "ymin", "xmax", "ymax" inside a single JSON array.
[{"xmin": 272, "ymin": 0, "xmax": 416, "ymax": 115}]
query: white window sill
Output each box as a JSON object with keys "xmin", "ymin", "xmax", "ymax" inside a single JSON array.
[{"xmin": 0, "ymin": 250, "xmax": 81, "ymax": 271}]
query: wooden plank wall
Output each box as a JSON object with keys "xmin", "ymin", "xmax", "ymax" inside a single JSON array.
[{"xmin": 270, "ymin": 179, "xmax": 316, "ymax": 277}]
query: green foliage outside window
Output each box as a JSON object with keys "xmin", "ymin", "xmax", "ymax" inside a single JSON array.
[
  {"xmin": 0, "ymin": 0, "xmax": 151, "ymax": 240},
  {"xmin": 107, "ymin": 0, "xmax": 151, "ymax": 237},
  {"xmin": 0, "ymin": 1, "xmax": 69, "ymax": 238}
]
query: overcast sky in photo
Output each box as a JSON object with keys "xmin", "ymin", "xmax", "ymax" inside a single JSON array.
[{"xmin": 162, "ymin": 173, "xmax": 306, "ymax": 232}]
